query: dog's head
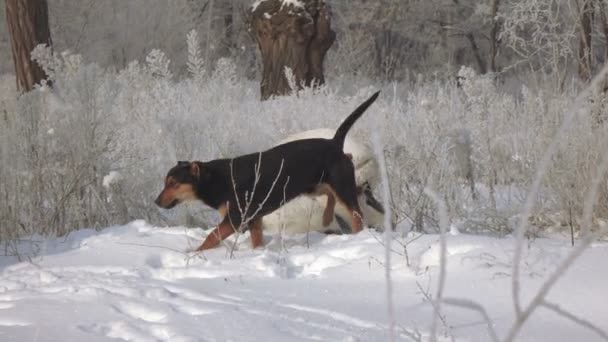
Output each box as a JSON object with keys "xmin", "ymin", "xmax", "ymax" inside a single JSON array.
[{"xmin": 155, "ymin": 161, "xmax": 202, "ymax": 209}]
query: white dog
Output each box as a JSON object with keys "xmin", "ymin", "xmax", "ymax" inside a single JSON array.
[{"xmin": 263, "ymin": 128, "xmax": 385, "ymax": 235}]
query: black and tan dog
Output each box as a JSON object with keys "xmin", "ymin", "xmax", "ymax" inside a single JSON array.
[{"xmin": 155, "ymin": 91, "xmax": 380, "ymax": 251}]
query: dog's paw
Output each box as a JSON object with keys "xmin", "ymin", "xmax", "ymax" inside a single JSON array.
[{"xmin": 184, "ymin": 246, "xmax": 203, "ymax": 254}]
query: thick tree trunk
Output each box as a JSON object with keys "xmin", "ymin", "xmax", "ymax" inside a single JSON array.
[
  {"xmin": 249, "ymin": 0, "xmax": 335, "ymax": 100},
  {"xmin": 5, "ymin": 0, "xmax": 52, "ymax": 92}
]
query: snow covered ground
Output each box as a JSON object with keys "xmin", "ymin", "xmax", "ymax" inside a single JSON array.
[{"xmin": 0, "ymin": 221, "xmax": 607, "ymax": 342}]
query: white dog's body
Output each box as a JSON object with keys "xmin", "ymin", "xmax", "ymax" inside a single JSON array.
[{"xmin": 263, "ymin": 129, "xmax": 384, "ymax": 235}]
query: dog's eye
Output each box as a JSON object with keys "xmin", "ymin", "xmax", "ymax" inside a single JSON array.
[{"xmin": 166, "ymin": 179, "xmax": 177, "ymax": 188}]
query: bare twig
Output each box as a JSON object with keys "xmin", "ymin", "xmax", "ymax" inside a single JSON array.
[
  {"xmin": 372, "ymin": 132, "xmax": 396, "ymax": 342},
  {"xmin": 505, "ymin": 128, "xmax": 608, "ymax": 341},
  {"xmin": 415, "ymin": 281, "xmax": 453, "ymax": 340},
  {"xmin": 225, "ymin": 154, "xmax": 286, "ymax": 258},
  {"xmin": 368, "ymin": 229, "xmax": 404, "ymax": 256},
  {"xmin": 116, "ymin": 241, "xmax": 197, "ymax": 256},
  {"xmin": 442, "ymin": 297, "xmax": 499, "ymax": 342},
  {"xmin": 512, "ymin": 63, "xmax": 608, "ymax": 317},
  {"xmin": 505, "ymin": 234, "xmax": 595, "ymax": 342},
  {"xmin": 424, "ymin": 188, "xmax": 449, "ymax": 342},
  {"xmin": 541, "ymin": 300, "xmax": 608, "ymax": 341},
  {"xmin": 247, "ymin": 161, "xmax": 284, "ymax": 225}
]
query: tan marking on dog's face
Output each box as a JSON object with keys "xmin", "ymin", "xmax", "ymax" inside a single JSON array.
[{"xmin": 155, "ymin": 176, "xmax": 197, "ymax": 209}]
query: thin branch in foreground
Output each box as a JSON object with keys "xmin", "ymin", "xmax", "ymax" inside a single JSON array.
[
  {"xmin": 372, "ymin": 131, "xmax": 396, "ymax": 342},
  {"xmin": 415, "ymin": 281, "xmax": 453, "ymax": 341},
  {"xmin": 505, "ymin": 117, "xmax": 608, "ymax": 342},
  {"xmin": 503, "ymin": 234, "xmax": 595, "ymax": 342},
  {"xmin": 441, "ymin": 297, "xmax": 499, "ymax": 342},
  {"xmin": 368, "ymin": 228, "xmax": 405, "ymax": 256},
  {"xmin": 541, "ymin": 300, "xmax": 608, "ymax": 341},
  {"xmin": 115, "ymin": 241, "xmax": 189, "ymax": 254},
  {"xmin": 423, "ymin": 188, "xmax": 449, "ymax": 342},
  {"xmin": 223, "ymin": 155, "xmax": 286, "ymax": 259},
  {"xmin": 512, "ymin": 63, "xmax": 608, "ymax": 317},
  {"xmin": 115, "ymin": 241, "xmax": 206, "ymax": 263}
]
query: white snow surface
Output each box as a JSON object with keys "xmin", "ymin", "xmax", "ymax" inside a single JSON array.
[{"xmin": 1, "ymin": 220, "xmax": 607, "ymax": 341}]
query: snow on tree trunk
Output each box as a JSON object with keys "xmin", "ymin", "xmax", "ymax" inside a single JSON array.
[
  {"xmin": 5, "ymin": 0, "xmax": 52, "ymax": 92},
  {"xmin": 249, "ymin": 0, "xmax": 335, "ymax": 100}
]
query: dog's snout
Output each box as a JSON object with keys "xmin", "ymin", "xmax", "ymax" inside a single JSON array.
[{"xmin": 154, "ymin": 195, "xmax": 162, "ymax": 207}]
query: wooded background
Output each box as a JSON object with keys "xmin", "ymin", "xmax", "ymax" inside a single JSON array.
[
  {"xmin": 2, "ymin": 0, "xmax": 607, "ymax": 87},
  {"xmin": 2, "ymin": 0, "xmax": 607, "ymax": 240}
]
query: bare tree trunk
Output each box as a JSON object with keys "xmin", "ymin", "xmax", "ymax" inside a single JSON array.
[
  {"xmin": 488, "ymin": 0, "xmax": 501, "ymax": 73},
  {"xmin": 598, "ymin": 0, "xmax": 608, "ymax": 63},
  {"xmin": 466, "ymin": 33, "xmax": 487, "ymax": 74},
  {"xmin": 578, "ymin": 0, "xmax": 594, "ymax": 80},
  {"xmin": 223, "ymin": 0, "xmax": 234, "ymax": 54},
  {"xmin": 249, "ymin": 0, "xmax": 335, "ymax": 100},
  {"xmin": 5, "ymin": 0, "xmax": 52, "ymax": 92}
]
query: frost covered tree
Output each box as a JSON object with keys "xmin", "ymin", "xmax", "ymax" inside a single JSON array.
[
  {"xmin": 499, "ymin": 0, "xmax": 608, "ymax": 87},
  {"xmin": 248, "ymin": 0, "xmax": 335, "ymax": 100},
  {"xmin": 5, "ymin": 0, "xmax": 52, "ymax": 91}
]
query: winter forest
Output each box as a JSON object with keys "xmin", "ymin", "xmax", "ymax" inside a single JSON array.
[{"xmin": 1, "ymin": 0, "xmax": 608, "ymax": 341}]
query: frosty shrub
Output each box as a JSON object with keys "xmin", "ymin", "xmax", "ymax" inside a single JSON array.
[
  {"xmin": 1, "ymin": 33, "xmax": 607, "ymax": 243},
  {"xmin": 0, "ymin": 40, "xmax": 387, "ymax": 241},
  {"xmin": 374, "ymin": 67, "xmax": 606, "ymax": 236},
  {"xmin": 499, "ymin": 0, "xmax": 578, "ymax": 88}
]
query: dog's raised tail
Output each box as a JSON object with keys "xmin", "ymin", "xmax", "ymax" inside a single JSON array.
[{"xmin": 333, "ymin": 91, "xmax": 380, "ymax": 149}]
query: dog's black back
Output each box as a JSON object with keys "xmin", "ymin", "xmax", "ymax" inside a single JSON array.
[{"xmin": 196, "ymin": 139, "xmax": 340, "ymax": 221}]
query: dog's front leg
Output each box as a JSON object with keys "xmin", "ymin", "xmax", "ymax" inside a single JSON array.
[
  {"xmin": 196, "ymin": 220, "xmax": 235, "ymax": 251},
  {"xmin": 249, "ymin": 217, "xmax": 264, "ymax": 249}
]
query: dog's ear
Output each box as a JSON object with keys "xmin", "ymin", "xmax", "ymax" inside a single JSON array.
[
  {"xmin": 190, "ymin": 162, "xmax": 201, "ymax": 178},
  {"xmin": 178, "ymin": 160, "xmax": 189, "ymax": 166}
]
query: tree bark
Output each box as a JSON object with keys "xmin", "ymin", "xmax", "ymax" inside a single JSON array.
[
  {"xmin": 249, "ymin": 0, "xmax": 335, "ymax": 100},
  {"xmin": 578, "ymin": 0, "xmax": 594, "ymax": 81},
  {"xmin": 5, "ymin": 0, "xmax": 52, "ymax": 92},
  {"xmin": 599, "ymin": 0, "xmax": 608, "ymax": 63},
  {"xmin": 466, "ymin": 33, "xmax": 487, "ymax": 74},
  {"xmin": 488, "ymin": 0, "xmax": 501, "ymax": 73},
  {"xmin": 223, "ymin": 0, "xmax": 234, "ymax": 54}
]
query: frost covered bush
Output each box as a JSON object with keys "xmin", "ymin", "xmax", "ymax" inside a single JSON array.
[
  {"xmin": 375, "ymin": 67, "xmax": 607, "ymax": 235},
  {"xmin": 1, "ymin": 33, "xmax": 607, "ymax": 241},
  {"xmin": 0, "ymin": 37, "xmax": 388, "ymax": 240}
]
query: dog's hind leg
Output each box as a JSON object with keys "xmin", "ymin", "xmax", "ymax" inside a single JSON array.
[
  {"xmin": 249, "ymin": 217, "xmax": 264, "ymax": 249},
  {"xmin": 328, "ymin": 159, "xmax": 365, "ymax": 234},
  {"xmin": 196, "ymin": 218, "xmax": 236, "ymax": 251},
  {"xmin": 322, "ymin": 193, "xmax": 336, "ymax": 227},
  {"xmin": 314, "ymin": 184, "xmax": 337, "ymax": 227}
]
